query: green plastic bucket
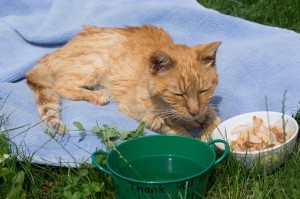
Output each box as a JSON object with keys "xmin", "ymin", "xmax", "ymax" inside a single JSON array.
[{"xmin": 92, "ymin": 135, "xmax": 229, "ymax": 198}]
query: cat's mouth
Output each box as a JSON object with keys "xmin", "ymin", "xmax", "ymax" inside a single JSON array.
[
  {"xmin": 158, "ymin": 108, "xmax": 201, "ymax": 122},
  {"xmin": 181, "ymin": 110, "xmax": 207, "ymax": 122},
  {"xmin": 161, "ymin": 111, "xmax": 197, "ymax": 122}
]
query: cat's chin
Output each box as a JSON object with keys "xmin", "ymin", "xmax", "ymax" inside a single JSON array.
[{"xmin": 181, "ymin": 116, "xmax": 198, "ymax": 122}]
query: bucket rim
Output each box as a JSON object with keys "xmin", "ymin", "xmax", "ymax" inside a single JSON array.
[{"xmin": 105, "ymin": 134, "xmax": 216, "ymax": 184}]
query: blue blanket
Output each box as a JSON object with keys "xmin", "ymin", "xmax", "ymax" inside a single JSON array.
[{"xmin": 1, "ymin": 0, "xmax": 299, "ymax": 167}]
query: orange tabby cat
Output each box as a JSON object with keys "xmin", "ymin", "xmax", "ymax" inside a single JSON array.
[{"xmin": 26, "ymin": 25, "xmax": 221, "ymax": 140}]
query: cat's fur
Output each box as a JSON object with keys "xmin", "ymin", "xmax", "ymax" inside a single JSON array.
[{"xmin": 26, "ymin": 25, "xmax": 221, "ymax": 140}]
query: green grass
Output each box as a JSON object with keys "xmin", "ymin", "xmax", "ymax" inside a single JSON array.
[
  {"xmin": 0, "ymin": 134, "xmax": 116, "ymax": 199},
  {"xmin": 1, "ymin": 1, "xmax": 300, "ymax": 198},
  {"xmin": 199, "ymin": 0, "xmax": 300, "ymax": 33}
]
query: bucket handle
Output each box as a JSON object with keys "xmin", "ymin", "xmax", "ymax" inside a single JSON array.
[
  {"xmin": 207, "ymin": 139, "xmax": 229, "ymax": 166},
  {"xmin": 91, "ymin": 150, "xmax": 114, "ymax": 177}
]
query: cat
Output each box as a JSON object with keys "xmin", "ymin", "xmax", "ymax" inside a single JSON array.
[{"xmin": 26, "ymin": 25, "xmax": 221, "ymax": 140}]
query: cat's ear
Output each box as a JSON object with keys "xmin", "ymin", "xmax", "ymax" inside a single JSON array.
[
  {"xmin": 193, "ymin": 42, "xmax": 221, "ymax": 67},
  {"xmin": 149, "ymin": 52, "xmax": 174, "ymax": 75}
]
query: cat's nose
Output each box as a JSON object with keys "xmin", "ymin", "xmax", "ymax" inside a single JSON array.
[{"xmin": 189, "ymin": 109, "xmax": 199, "ymax": 116}]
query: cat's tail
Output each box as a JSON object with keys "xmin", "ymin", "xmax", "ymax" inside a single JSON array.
[{"xmin": 26, "ymin": 61, "xmax": 66, "ymax": 133}]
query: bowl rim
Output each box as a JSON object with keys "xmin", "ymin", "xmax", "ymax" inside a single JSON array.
[{"xmin": 212, "ymin": 111, "xmax": 299, "ymax": 155}]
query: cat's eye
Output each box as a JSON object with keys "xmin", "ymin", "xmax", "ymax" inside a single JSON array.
[
  {"xmin": 173, "ymin": 92, "xmax": 186, "ymax": 98},
  {"xmin": 198, "ymin": 88, "xmax": 209, "ymax": 95}
]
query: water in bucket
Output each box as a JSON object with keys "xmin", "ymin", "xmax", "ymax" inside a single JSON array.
[{"xmin": 115, "ymin": 155, "xmax": 206, "ymax": 182}]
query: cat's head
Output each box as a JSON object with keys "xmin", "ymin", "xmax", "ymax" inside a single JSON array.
[{"xmin": 147, "ymin": 42, "xmax": 221, "ymax": 122}]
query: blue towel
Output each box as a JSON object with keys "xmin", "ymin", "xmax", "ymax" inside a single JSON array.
[{"xmin": 1, "ymin": 0, "xmax": 299, "ymax": 166}]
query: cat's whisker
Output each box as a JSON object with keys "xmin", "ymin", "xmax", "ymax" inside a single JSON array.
[
  {"xmin": 159, "ymin": 114, "xmax": 178, "ymax": 120},
  {"xmin": 153, "ymin": 110, "xmax": 177, "ymax": 118},
  {"xmin": 160, "ymin": 112, "xmax": 185, "ymax": 122},
  {"xmin": 152, "ymin": 109, "xmax": 176, "ymax": 116},
  {"xmin": 153, "ymin": 108, "xmax": 198, "ymax": 122},
  {"xmin": 209, "ymin": 104, "xmax": 218, "ymax": 109},
  {"xmin": 172, "ymin": 115, "xmax": 185, "ymax": 123},
  {"xmin": 161, "ymin": 114, "xmax": 179, "ymax": 120}
]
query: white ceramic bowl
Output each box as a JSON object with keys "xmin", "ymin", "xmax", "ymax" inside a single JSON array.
[{"xmin": 212, "ymin": 111, "xmax": 299, "ymax": 172}]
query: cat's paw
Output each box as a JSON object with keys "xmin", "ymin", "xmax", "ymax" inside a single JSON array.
[
  {"xmin": 45, "ymin": 120, "xmax": 68, "ymax": 135},
  {"xmin": 93, "ymin": 98, "xmax": 110, "ymax": 105},
  {"xmin": 89, "ymin": 93, "xmax": 110, "ymax": 106},
  {"xmin": 197, "ymin": 132, "xmax": 212, "ymax": 142},
  {"xmin": 52, "ymin": 121, "xmax": 67, "ymax": 134},
  {"xmin": 196, "ymin": 116, "xmax": 221, "ymax": 142}
]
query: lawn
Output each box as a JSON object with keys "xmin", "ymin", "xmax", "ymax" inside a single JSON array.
[
  {"xmin": 1, "ymin": 0, "xmax": 300, "ymax": 198},
  {"xmin": 199, "ymin": 0, "xmax": 300, "ymax": 33}
]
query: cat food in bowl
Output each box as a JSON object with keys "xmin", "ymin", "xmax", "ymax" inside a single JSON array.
[{"xmin": 212, "ymin": 111, "xmax": 299, "ymax": 172}]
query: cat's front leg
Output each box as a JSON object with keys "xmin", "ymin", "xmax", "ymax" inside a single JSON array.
[
  {"xmin": 56, "ymin": 82, "xmax": 110, "ymax": 105},
  {"xmin": 142, "ymin": 113, "xmax": 191, "ymax": 136},
  {"xmin": 196, "ymin": 107, "xmax": 221, "ymax": 142}
]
